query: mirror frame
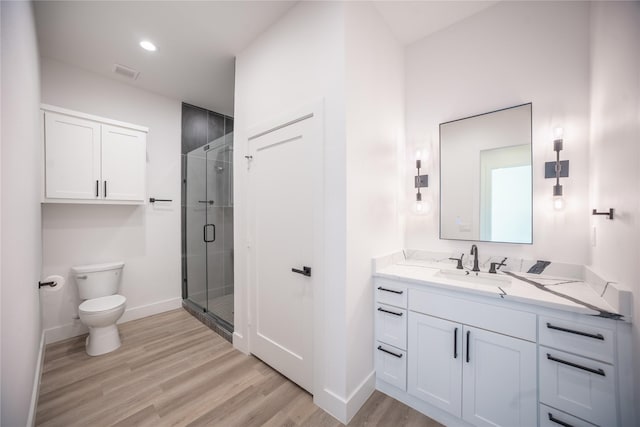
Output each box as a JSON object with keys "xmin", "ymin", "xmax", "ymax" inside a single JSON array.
[{"xmin": 439, "ymin": 102, "xmax": 533, "ymax": 244}]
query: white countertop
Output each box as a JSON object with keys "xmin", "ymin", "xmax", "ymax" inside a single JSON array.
[{"xmin": 374, "ymin": 255, "xmax": 629, "ymax": 321}]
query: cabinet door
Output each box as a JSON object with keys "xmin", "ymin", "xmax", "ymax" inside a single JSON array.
[
  {"xmin": 462, "ymin": 326, "xmax": 537, "ymax": 427},
  {"xmin": 101, "ymin": 124, "xmax": 146, "ymax": 201},
  {"xmin": 408, "ymin": 312, "xmax": 462, "ymax": 417},
  {"xmin": 44, "ymin": 112, "xmax": 101, "ymax": 200}
]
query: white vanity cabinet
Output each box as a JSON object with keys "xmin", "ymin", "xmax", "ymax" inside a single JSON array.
[
  {"xmin": 42, "ymin": 105, "xmax": 147, "ymax": 204},
  {"xmin": 375, "ymin": 281, "xmax": 408, "ymax": 390},
  {"xmin": 539, "ymin": 315, "xmax": 618, "ymax": 427},
  {"xmin": 406, "ymin": 291, "xmax": 537, "ymax": 427}
]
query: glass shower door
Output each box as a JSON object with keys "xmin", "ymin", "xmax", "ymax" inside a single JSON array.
[
  {"xmin": 185, "ymin": 135, "xmax": 234, "ymax": 329},
  {"xmin": 204, "ymin": 137, "xmax": 234, "ymax": 327}
]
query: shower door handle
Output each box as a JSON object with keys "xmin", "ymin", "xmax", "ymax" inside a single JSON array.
[{"xmin": 203, "ymin": 224, "xmax": 216, "ymax": 243}]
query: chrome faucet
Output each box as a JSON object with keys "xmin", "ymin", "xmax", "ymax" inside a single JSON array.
[{"xmin": 470, "ymin": 245, "xmax": 480, "ymax": 272}]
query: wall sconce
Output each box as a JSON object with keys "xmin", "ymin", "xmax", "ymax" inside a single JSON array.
[
  {"xmin": 415, "ymin": 150, "xmax": 429, "ymax": 212},
  {"xmin": 545, "ymin": 127, "xmax": 569, "ymax": 210}
]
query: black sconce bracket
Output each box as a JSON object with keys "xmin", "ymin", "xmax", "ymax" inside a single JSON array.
[
  {"xmin": 414, "ymin": 175, "xmax": 429, "ymax": 188},
  {"xmin": 544, "ymin": 160, "xmax": 570, "ymax": 179}
]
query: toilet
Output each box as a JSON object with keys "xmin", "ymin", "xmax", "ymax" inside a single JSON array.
[{"xmin": 72, "ymin": 261, "xmax": 126, "ymax": 356}]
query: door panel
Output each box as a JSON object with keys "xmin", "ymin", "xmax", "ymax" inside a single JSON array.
[
  {"xmin": 249, "ymin": 115, "xmax": 317, "ymax": 392},
  {"xmin": 102, "ymin": 124, "xmax": 146, "ymax": 201},
  {"xmin": 408, "ymin": 312, "xmax": 462, "ymax": 416},
  {"xmin": 462, "ymin": 326, "xmax": 537, "ymax": 427},
  {"xmin": 44, "ymin": 112, "xmax": 101, "ymax": 199}
]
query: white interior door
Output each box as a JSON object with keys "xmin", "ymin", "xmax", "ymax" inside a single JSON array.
[
  {"xmin": 101, "ymin": 124, "xmax": 146, "ymax": 201},
  {"xmin": 248, "ymin": 112, "xmax": 320, "ymax": 393}
]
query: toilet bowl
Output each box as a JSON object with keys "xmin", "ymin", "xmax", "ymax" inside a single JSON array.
[
  {"xmin": 72, "ymin": 261, "xmax": 126, "ymax": 356},
  {"xmin": 79, "ymin": 294, "xmax": 126, "ymax": 356}
]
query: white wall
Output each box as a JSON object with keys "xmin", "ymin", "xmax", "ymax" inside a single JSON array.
[
  {"xmin": 40, "ymin": 58, "xmax": 182, "ymax": 342},
  {"xmin": 589, "ymin": 1, "xmax": 640, "ymax": 419},
  {"xmin": 234, "ymin": 0, "xmax": 350, "ymax": 420},
  {"xmin": 1, "ymin": 2, "xmax": 43, "ymax": 425},
  {"xmin": 405, "ymin": 1, "xmax": 591, "ymax": 264},
  {"xmin": 344, "ymin": 0, "xmax": 404, "ymax": 404}
]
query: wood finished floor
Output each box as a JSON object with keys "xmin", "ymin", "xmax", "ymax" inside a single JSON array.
[{"xmin": 36, "ymin": 309, "xmax": 442, "ymax": 427}]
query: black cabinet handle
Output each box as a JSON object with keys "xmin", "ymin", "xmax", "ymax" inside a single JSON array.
[
  {"xmin": 453, "ymin": 327, "xmax": 458, "ymax": 359},
  {"xmin": 466, "ymin": 330, "xmax": 470, "ymax": 363},
  {"xmin": 292, "ymin": 266, "xmax": 311, "ymax": 277},
  {"xmin": 377, "ymin": 286, "xmax": 403, "ymax": 294},
  {"xmin": 104, "ymin": 181, "xmax": 107, "ymax": 198},
  {"xmin": 377, "ymin": 345, "xmax": 402, "ymax": 358},
  {"xmin": 95, "ymin": 180, "xmax": 99, "ymax": 197},
  {"xmin": 546, "ymin": 323, "xmax": 604, "ymax": 340},
  {"xmin": 203, "ymin": 224, "xmax": 215, "ymax": 243},
  {"xmin": 546, "ymin": 353, "xmax": 605, "ymax": 376},
  {"xmin": 548, "ymin": 413, "xmax": 574, "ymax": 427},
  {"xmin": 377, "ymin": 307, "xmax": 403, "ymax": 316}
]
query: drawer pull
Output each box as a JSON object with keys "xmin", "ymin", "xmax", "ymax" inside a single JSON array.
[
  {"xmin": 466, "ymin": 330, "xmax": 470, "ymax": 363},
  {"xmin": 548, "ymin": 413, "xmax": 574, "ymax": 427},
  {"xmin": 453, "ymin": 327, "xmax": 458, "ymax": 359},
  {"xmin": 377, "ymin": 345, "xmax": 403, "ymax": 358},
  {"xmin": 546, "ymin": 353, "xmax": 605, "ymax": 376},
  {"xmin": 377, "ymin": 286, "xmax": 403, "ymax": 295},
  {"xmin": 546, "ymin": 323, "xmax": 604, "ymax": 340},
  {"xmin": 377, "ymin": 307, "xmax": 403, "ymax": 316}
]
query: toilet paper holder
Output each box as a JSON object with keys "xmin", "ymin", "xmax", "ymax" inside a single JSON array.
[{"xmin": 38, "ymin": 280, "xmax": 57, "ymax": 289}]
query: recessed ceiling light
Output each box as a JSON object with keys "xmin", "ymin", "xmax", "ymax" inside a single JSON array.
[{"xmin": 139, "ymin": 40, "xmax": 157, "ymax": 52}]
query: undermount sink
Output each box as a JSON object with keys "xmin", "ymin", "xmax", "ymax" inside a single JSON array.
[{"xmin": 437, "ymin": 269, "xmax": 512, "ymax": 287}]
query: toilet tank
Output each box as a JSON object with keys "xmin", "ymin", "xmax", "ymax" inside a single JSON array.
[{"xmin": 72, "ymin": 261, "xmax": 125, "ymax": 300}]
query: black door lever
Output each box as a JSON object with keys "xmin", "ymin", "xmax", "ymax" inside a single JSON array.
[{"xmin": 291, "ymin": 266, "xmax": 312, "ymax": 277}]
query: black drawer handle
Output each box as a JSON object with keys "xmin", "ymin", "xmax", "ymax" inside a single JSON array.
[
  {"xmin": 548, "ymin": 413, "xmax": 574, "ymax": 427},
  {"xmin": 104, "ymin": 180, "xmax": 107, "ymax": 198},
  {"xmin": 546, "ymin": 353, "xmax": 605, "ymax": 376},
  {"xmin": 546, "ymin": 323, "xmax": 604, "ymax": 340},
  {"xmin": 95, "ymin": 180, "xmax": 99, "ymax": 197},
  {"xmin": 377, "ymin": 307, "xmax": 403, "ymax": 316},
  {"xmin": 377, "ymin": 345, "xmax": 402, "ymax": 358},
  {"xmin": 453, "ymin": 327, "xmax": 458, "ymax": 359},
  {"xmin": 377, "ymin": 286, "xmax": 403, "ymax": 294}
]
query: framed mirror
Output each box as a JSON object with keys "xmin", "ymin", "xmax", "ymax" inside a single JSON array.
[{"xmin": 440, "ymin": 103, "xmax": 532, "ymax": 244}]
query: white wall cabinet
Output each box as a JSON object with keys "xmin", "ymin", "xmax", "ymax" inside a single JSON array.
[
  {"xmin": 42, "ymin": 105, "xmax": 147, "ymax": 204},
  {"xmin": 407, "ymin": 311, "xmax": 536, "ymax": 427}
]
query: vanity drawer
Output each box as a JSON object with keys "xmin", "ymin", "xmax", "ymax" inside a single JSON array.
[
  {"xmin": 539, "ymin": 347, "xmax": 616, "ymax": 427},
  {"xmin": 375, "ymin": 303, "xmax": 407, "ymax": 350},
  {"xmin": 539, "ymin": 404, "xmax": 597, "ymax": 427},
  {"xmin": 539, "ymin": 316, "xmax": 614, "ymax": 364},
  {"xmin": 409, "ymin": 288, "xmax": 537, "ymax": 342},
  {"xmin": 375, "ymin": 341, "xmax": 406, "ymax": 390},
  {"xmin": 375, "ymin": 280, "xmax": 408, "ymax": 308}
]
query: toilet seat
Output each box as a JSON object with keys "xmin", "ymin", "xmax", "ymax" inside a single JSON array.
[{"xmin": 79, "ymin": 294, "xmax": 126, "ymax": 315}]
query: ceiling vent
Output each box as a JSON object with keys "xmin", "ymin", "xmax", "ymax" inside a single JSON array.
[{"xmin": 113, "ymin": 63, "xmax": 140, "ymax": 80}]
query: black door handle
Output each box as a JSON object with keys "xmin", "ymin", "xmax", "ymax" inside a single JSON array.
[
  {"xmin": 104, "ymin": 180, "xmax": 107, "ymax": 198},
  {"xmin": 203, "ymin": 224, "xmax": 215, "ymax": 243},
  {"xmin": 96, "ymin": 180, "xmax": 99, "ymax": 197},
  {"xmin": 291, "ymin": 266, "xmax": 311, "ymax": 277}
]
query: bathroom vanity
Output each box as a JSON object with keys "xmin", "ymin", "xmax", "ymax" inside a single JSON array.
[{"xmin": 373, "ymin": 251, "xmax": 633, "ymax": 427}]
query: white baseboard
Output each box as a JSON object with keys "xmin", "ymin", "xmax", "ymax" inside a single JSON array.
[
  {"xmin": 44, "ymin": 297, "xmax": 182, "ymax": 344},
  {"xmin": 27, "ymin": 331, "xmax": 46, "ymax": 427},
  {"xmin": 118, "ymin": 297, "xmax": 182, "ymax": 324},
  {"xmin": 313, "ymin": 370, "xmax": 376, "ymax": 424},
  {"xmin": 233, "ymin": 331, "xmax": 249, "ymax": 354}
]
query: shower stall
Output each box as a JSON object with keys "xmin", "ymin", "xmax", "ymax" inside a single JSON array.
[{"xmin": 182, "ymin": 103, "xmax": 234, "ymax": 336}]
